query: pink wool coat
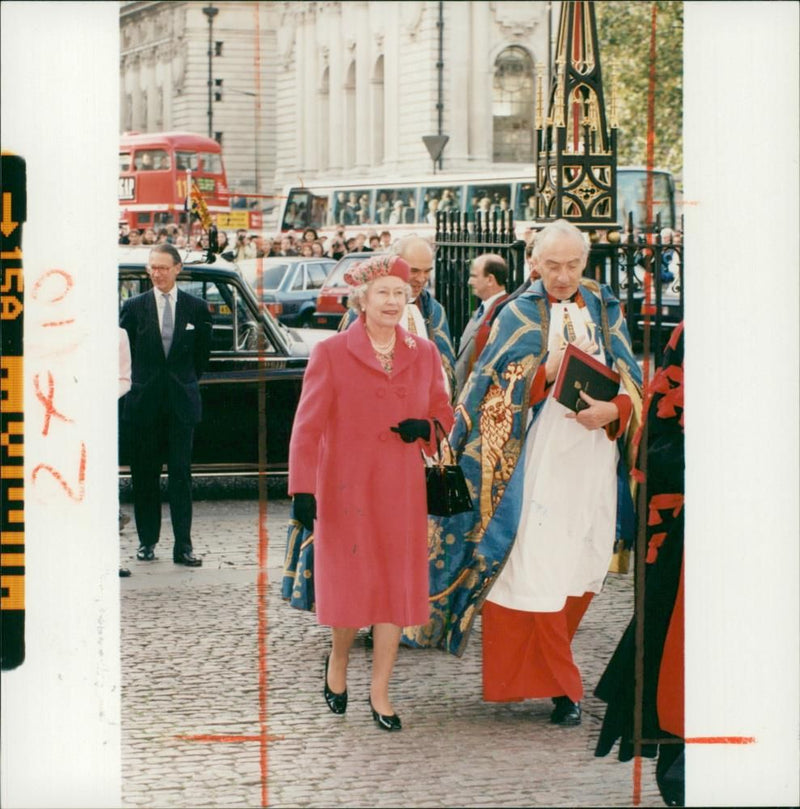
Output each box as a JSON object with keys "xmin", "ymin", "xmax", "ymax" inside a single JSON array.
[{"xmin": 288, "ymin": 317, "xmax": 454, "ymax": 628}]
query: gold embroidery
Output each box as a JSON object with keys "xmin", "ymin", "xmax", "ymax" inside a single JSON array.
[
  {"xmin": 477, "ymin": 361, "xmax": 525, "ymax": 528},
  {"xmin": 562, "ymin": 307, "xmax": 577, "ymax": 343}
]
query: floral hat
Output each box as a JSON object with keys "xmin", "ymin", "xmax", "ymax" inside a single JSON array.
[{"xmin": 343, "ymin": 254, "xmax": 410, "ymax": 286}]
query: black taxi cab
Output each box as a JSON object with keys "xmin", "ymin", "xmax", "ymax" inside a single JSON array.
[{"xmin": 118, "ymin": 247, "xmax": 334, "ymax": 475}]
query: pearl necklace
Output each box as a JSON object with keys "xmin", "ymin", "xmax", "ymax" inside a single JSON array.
[
  {"xmin": 367, "ymin": 328, "xmax": 396, "ymax": 373},
  {"xmin": 367, "ymin": 330, "xmax": 396, "ymax": 354}
]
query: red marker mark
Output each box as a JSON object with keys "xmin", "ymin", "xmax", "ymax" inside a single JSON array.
[
  {"xmin": 631, "ymin": 735, "xmax": 757, "ymax": 805},
  {"xmin": 33, "ymin": 371, "xmax": 73, "ymax": 436},
  {"xmin": 31, "ymin": 441, "xmax": 87, "ymax": 501},
  {"xmin": 31, "ymin": 268, "xmax": 73, "ymax": 303},
  {"xmin": 173, "ymin": 194, "xmax": 275, "ymax": 806},
  {"xmin": 42, "ymin": 318, "xmax": 75, "ymax": 328},
  {"xmin": 631, "ymin": 10, "xmax": 758, "ymax": 805},
  {"xmin": 632, "ymin": 755, "xmax": 643, "ymax": 806},
  {"xmin": 175, "ymin": 733, "xmax": 284, "ymax": 744}
]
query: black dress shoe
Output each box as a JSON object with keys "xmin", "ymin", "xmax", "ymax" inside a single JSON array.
[
  {"xmin": 550, "ymin": 696, "xmax": 581, "ymax": 726},
  {"xmin": 369, "ymin": 698, "xmax": 401, "ymax": 731},
  {"xmin": 119, "ymin": 567, "xmax": 131, "ymax": 577},
  {"xmin": 173, "ymin": 551, "xmax": 202, "ymax": 567},
  {"xmin": 323, "ymin": 655, "xmax": 347, "ymax": 714},
  {"xmin": 136, "ymin": 545, "xmax": 155, "ymax": 561}
]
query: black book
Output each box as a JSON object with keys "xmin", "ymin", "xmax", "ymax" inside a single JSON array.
[{"xmin": 552, "ymin": 342, "xmax": 621, "ymax": 412}]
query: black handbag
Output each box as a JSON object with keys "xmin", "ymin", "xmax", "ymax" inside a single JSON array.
[{"xmin": 425, "ymin": 419, "xmax": 473, "ymax": 516}]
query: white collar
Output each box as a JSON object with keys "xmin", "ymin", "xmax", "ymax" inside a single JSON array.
[
  {"xmin": 480, "ymin": 291, "xmax": 505, "ymax": 310},
  {"xmin": 154, "ymin": 286, "xmax": 177, "ymax": 303}
]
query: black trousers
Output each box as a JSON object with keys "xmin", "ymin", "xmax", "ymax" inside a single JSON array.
[{"xmin": 130, "ymin": 411, "xmax": 195, "ymax": 556}]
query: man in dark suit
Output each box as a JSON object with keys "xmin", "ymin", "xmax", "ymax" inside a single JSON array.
[
  {"xmin": 120, "ymin": 244, "xmax": 212, "ymax": 566},
  {"xmin": 453, "ymin": 253, "xmax": 508, "ymax": 397}
]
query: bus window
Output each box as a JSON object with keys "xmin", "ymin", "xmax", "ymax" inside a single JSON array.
[
  {"xmin": 617, "ymin": 169, "xmax": 675, "ymax": 231},
  {"xmin": 331, "ymin": 189, "xmax": 373, "ymax": 226},
  {"xmin": 134, "ymin": 149, "xmax": 170, "ymax": 171},
  {"xmin": 310, "ymin": 196, "xmax": 328, "ymax": 230},
  {"xmin": 375, "ymin": 187, "xmax": 417, "ymax": 225},
  {"xmin": 175, "ymin": 151, "xmax": 198, "ymax": 172},
  {"xmin": 514, "ymin": 181, "xmax": 537, "ymax": 221},
  {"xmin": 119, "ymin": 152, "xmax": 132, "ymax": 172},
  {"xmin": 198, "ymin": 152, "xmax": 223, "ymax": 174},
  {"xmin": 420, "ymin": 185, "xmax": 463, "ymax": 223},
  {"xmin": 466, "ymin": 183, "xmax": 513, "ymax": 217},
  {"xmin": 283, "ymin": 188, "xmax": 317, "ymax": 230}
]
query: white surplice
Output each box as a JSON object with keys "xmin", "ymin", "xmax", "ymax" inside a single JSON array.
[{"xmin": 487, "ymin": 301, "xmax": 620, "ymax": 613}]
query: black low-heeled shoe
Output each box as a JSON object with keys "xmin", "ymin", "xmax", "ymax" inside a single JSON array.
[
  {"xmin": 323, "ymin": 655, "xmax": 347, "ymax": 715},
  {"xmin": 550, "ymin": 696, "xmax": 581, "ymax": 726},
  {"xmin": 369, "ymin": 698, "xmax": 402, "ymax": 731}
]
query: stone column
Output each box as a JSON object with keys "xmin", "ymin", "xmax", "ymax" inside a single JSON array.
[
  {"xmin": 446, "ymin": 2, "xmax": 470, "ymax": 164},
  {"xmin": 382, "ymin": 2, "xmax": 400, "ymax": 171},
  {"xmin": 470, "ymin": 2, "xmax": 492, "ymax": 163},
  {"xmin": 354, "ymin": 4, "xmax": 370, "ymax": 171},
  {"xmin": 327, "ymin": 8, "xmax": 343, "ymax": 172}
]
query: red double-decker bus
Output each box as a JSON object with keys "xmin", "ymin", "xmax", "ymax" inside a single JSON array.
[{"xmin": 118, "ymin": 131, "xmax": 230, "ymax": 231}]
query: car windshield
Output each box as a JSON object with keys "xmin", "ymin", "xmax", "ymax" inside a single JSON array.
[
  {"xmin": 239, "ymin": 259, "xmax": 291, "ymax": 292},
  {"xmin": 324, "ymin": 253, "xmax": 382, "ymax": 288}
]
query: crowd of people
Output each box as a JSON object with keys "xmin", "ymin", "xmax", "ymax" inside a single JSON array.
[{"xmin": 119, "ymin": 222, "xmax": 398, "ymax": 261}]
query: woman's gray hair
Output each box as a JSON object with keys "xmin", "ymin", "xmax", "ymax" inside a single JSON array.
[{"xmin": 348, "ymin": 280, "xmax": 413, "ymax": 311}]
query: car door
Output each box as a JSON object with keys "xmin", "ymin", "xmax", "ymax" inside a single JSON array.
[
  {"xmin": 185, "ymin": 274, "xmax": 306, "ymax": 474},
  {"xmin": 118, "ymin": 268, "xmax": 306, "ymax": 475}
]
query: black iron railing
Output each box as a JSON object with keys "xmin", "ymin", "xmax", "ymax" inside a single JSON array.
[{"xmin": 434, "ymin": 210, "xmax": 684, "ymax": 360}]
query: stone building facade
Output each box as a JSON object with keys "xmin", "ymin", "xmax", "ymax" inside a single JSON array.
[
  {"xmin": 120, "ymin": 1, "xmax": 554, "ymax": 213},
  {"xmin": 120, "ymin": 1, "xmax": 277, "ymax": 198}
]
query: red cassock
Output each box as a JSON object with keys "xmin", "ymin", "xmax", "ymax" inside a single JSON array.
[{"xmin": 288, "ymin": 317, "xmax": 454, "ymax": 628}]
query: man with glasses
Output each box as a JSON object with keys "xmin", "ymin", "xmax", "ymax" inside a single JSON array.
[{"xmin": 120, "ymin": 244, "xmax": 212, "ymax": 567}]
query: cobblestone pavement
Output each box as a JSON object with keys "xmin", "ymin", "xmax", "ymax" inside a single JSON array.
[{"xmin": 119, "ymin": 482, "xmax": 663, "ymax": 808}]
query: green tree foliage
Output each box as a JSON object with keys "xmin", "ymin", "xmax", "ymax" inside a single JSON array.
[{"xmin": 595, "ymin": 1, "xmax": 683, "ymax": 178}]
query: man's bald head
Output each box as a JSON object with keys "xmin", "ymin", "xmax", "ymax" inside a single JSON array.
[{"xmin": 392, "ymin": 236, "xmax": 434, "ymax": 299}]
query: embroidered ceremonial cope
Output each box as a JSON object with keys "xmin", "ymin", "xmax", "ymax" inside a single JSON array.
[{"xmin": 402, "ymin": 279, "xmax": 643, "ymax": 656}]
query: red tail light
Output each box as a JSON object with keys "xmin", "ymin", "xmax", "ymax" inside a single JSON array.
[
  {"xmin": 260, "ymin": 302, "xmax": 283, "ymax": 317},
  {"xmin": 315, "ymin": 291, "xmax": 347, "ymax": 313}
]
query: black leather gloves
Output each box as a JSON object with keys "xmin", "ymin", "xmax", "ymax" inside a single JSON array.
[
  {"xmin": 390, "ymin": 418, "xmax": 431, "ymax": 443},
  {"xmin": 293, "ymin": 493, "xmax": 317, "ymax": 532}
]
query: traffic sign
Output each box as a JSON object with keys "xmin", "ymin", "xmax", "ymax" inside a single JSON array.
[
  {"xmin": 216, "ymin": 211, "xmax": 249, "ymax": 230},
  {"xmin": 423, "ymin": 135, "xmax": 450, "ymax": 163}
]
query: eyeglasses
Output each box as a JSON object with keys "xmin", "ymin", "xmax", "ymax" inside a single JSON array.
[{"xmin": 148, "ymin": 264, "xmax": 177, "ymax": 273}]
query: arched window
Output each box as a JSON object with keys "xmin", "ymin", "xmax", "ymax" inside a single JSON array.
[
  {"xmin": 492, "ymin": 45, "xmax": 534, "ymax": 163},
  {"xmin": 372, "ymin": 56, "xmax": 385, "ymax": 166},
  {"xmin": 319, "ymin": 67, "xmax": 330, "ymax": 171},
  {"xmin": 344, "ymin": 60, "xmax": 356, "ymax": 170}
]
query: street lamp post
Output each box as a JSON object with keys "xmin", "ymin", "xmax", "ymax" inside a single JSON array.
[{"xmin": 202, "ymin": 4, "xmax": 218, "ymax": 139}]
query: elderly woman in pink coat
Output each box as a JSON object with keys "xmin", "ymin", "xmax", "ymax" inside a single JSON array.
[{"xmin": 289, "ymin": 253, "xmax": 454, "ymax": 732}]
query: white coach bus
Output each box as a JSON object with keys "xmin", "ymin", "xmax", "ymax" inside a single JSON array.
[{"xmin": 272, "ymin": 166, "xmax": 678, "ymax": 239}]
